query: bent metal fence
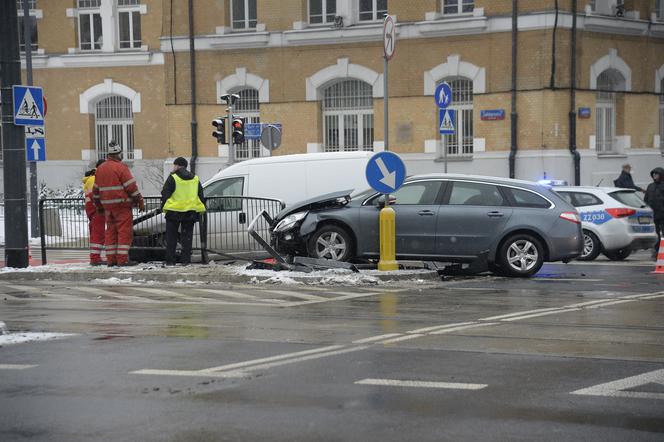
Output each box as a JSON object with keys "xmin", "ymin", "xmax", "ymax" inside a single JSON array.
[{"xmin": 38, "ymin": 196, "xmax": 285, "ymax": 265}]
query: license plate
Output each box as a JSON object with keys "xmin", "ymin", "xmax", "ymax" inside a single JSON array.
[{"xmin": 638, "ymin": 216, "xmax": 652, "ymax": 224}]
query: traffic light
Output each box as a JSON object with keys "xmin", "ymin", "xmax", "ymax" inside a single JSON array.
[
  {"xmin": 212, "ymin": 117, "xmax": 226, "ymax": 144},
  {"xmin": 232, "ymin": 117, "xmax": 245, "ymax": 145}
]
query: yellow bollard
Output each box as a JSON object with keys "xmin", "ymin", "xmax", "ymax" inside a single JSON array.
[{"xmin": 378, "ymin": 206, "xmax": 398, "ymax": 271}]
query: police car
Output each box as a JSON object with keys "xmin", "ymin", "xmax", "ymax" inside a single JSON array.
[{"xmin": 554, "ymin": 187, "xmax": 658, "ymax": 261}]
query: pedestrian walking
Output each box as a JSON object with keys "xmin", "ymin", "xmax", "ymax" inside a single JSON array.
[
  {"xmin": 161, "ymin": 157, "xmax": 206, "ymax": 266},
  {"xmin": 613, "ymin": 164, "xmax": 644, "ymax": 192},
  {"xmin": 644, "ymin": 167, "xmax": 664, "ymax": 259},
  {"xmin": 82, "ymin": 159, "xmax": 106, "ymax": 265},
  {"xmin": 92, "ymin": 141, "xmax": 145, "ymax": 266}
]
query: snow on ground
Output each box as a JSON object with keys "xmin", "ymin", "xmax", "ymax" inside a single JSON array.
[{"xmin": 0, "ymin": 321, "xmax": 75, "ymax": 346}]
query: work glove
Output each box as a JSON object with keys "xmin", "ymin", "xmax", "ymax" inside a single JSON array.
[{"xmin": 137, "ymin": 198, "xmax": 145, "ymax": 212}]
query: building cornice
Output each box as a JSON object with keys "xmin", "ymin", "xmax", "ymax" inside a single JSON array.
[
  {"xmin": 21, "ymin": 51, "xmax": 164, "ymax": 69},
  {"xmin": 161, "ymin": 11, "xmax": 664, "ymax": 53}
]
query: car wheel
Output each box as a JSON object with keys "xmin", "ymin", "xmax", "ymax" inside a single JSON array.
[
  {"xmin": 603, "ymin": 248, "xmax": 632, "ymax": 261},
  {"xmin": 307, "ymin": 225, "xmax": 354, "ymax": 262},
  {"xmin": 578, "ymin": 230, "xmax": 601, "ymax": 261},
  {"xmin": 498, "ymin": 234, "xmax": 544, "ymax": 277}
]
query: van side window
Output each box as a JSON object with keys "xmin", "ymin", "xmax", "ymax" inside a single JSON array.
[{"xmin": 204, "ymin": 177, "xmax": 244, "ymax": 211}]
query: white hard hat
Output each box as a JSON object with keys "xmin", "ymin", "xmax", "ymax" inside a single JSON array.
[{"xmin": 108, "ymin": 141, "xmax": 122, "ymax": 155}]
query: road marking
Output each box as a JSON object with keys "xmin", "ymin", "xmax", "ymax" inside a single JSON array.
[
  {"xmin": 74, "ymin": 286, "xmax": 160, "ymax": 303},
  {"xmin": 131, "ymin": 369, "xmax": 247, "ymax": 378},
  {"xmin": 262, "ymin": 290, "xmax": 327, "ymax": 302},
  {"xmin": 571, "ymin": 369, "xmax": 664, "ymax": 400},
  {"xmin": 0, "ymin": 364, "xmax": 38, "ymax": 370},
  {"xmin": 282, "ymin": 290, "xmax": 394, "ymax": 307},
  {"xmin": 132, "ymin": 290, "xmax": 664, "ymax": 379},
  {"xmin": 193, "ymin": 288, "xmax": 285, "ymax": 304},
  {"xmin": 5, "ymin": 285, "xmax": 81, "ymax": 301},
  {"xmin": 130, "ymin": 287, "xmax": 208, "ymax": 303},
  {"xmin": 355, "ymin": 379, "xmax": 487, "ymax": 390},
  {"xmin": 532, "ymin": 278, "xmax": 603, "ymax": 282}
]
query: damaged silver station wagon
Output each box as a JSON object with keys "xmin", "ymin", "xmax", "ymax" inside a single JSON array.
[{"xmin": 270, "ymin": 174, "xmax": 583, "ymax": 277}]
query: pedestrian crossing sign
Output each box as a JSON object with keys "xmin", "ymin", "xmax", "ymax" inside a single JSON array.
[
  {"xmin": 13, "ymin": 85, "xmax": 45, "ymax": 126},
  {"xmin": 439, "ymin": 109, "xmax": 455, "ymax": 134}
]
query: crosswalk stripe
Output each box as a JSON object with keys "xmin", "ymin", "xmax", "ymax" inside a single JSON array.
[
  {"xmin": 73, "ymin": 286, "xmax": 158, "ymax": 303},
  {"xmin": 192, "ymin": 288, "xmax": 285, "ymax": 304},
  {"xmin": 130, "ymin": 287, "xmax": 207, "ymax": 303},
  {"xmin": 262, "ymin": 290, "xmax": 326, "ymax": 301}
]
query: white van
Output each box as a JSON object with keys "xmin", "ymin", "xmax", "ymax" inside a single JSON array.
[
  {"xmin": 202, "ymin": 151, "xmax": 375, "ymax": 206},
  {"xmin": 133, "ymin": 152, "xmax": 375, "ymax": 259}
]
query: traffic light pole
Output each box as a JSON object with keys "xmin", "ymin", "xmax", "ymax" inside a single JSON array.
[
  {"xmin": 22, "ymin": 0, "xmax": 40, "ymax": 238},
  {"xmin": 1, "ymin": 0, "xmax": 30, "ymax": 267}
]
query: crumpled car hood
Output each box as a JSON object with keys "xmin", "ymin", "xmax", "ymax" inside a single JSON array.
[{"xmin": 275, "ymin": 190, "xmax": 353, "ymax": 221}]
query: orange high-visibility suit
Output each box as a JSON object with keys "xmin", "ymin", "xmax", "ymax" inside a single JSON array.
[
  {"xmin": 93, "ymin": 158, "xmax": 144, "ymax": 266},
  {"xmin": 83, "ymin": 173, "xmax": 106, "ymax": 265}
]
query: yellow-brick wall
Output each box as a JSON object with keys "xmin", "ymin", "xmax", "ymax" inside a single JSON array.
[{"xmin": 39, "ymin": 0, "xmax": 76, "ymax": 54}]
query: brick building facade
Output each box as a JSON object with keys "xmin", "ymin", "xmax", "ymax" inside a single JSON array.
[{"xmin": 2, "ymin": 0, "xmax": 664, "ymax": 194}]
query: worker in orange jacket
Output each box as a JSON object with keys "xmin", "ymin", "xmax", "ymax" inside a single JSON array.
[
  {"xmin": 82, "ymin": 159, "xmax": 106, "ymax": 265},
  {"xmin": 93, "ymin": 141, "xmax": 145, "ymax": 266}
]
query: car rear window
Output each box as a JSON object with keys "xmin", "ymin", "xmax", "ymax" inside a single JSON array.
[
  {"xmin": 609, "ymin": 190, "xmax": 646, "ymax": 208},
  {"xmin": 507, "ymin": 187, "xmax": 552, "ymax": 208}
]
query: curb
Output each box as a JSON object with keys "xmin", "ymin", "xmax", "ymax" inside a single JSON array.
[{"xmin": 0, "ymin": 266, "xmax": 441, "ymax": 286}]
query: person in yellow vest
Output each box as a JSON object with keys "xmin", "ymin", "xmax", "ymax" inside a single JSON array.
[{"xmin": 160, "ymin": 157, "xmax": 206, "ymax": 266}]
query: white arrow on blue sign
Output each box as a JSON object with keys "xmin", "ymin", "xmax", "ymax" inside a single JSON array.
[
  {"xmin": 13, "ymin": 85, "xmax": 45, "ymax": 126},
  {"xmin": 26, "ymin": 138, "xmax": 46, "ymax": 162},
  {"xmin": 365, "ymin": 151, "xmax": 407, "ymax": 194},
  {"xmin": 439, "ymin": 109, "xmax": 456, "ymax": 135},
  {"xmin": 434, "ymin": 82, "xmax": 453, "ymax": 109}
]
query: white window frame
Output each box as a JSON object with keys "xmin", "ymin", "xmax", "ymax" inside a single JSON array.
[
  {"xmin": 442, "ymin": 0, "xmax": 474, "ymax": 16},
  {"xmin": 95, "ymin": 95, "xmax": 135, "ymax": 161},
  {"xmin": 322, "ymin": 79, "xmax": 374, "ymax": 152},
  {"xmin": 358, "ymin": 0, "xmax": 387, "ymax": 22},
  {"xmin": 231, "ymin": 0, "xmax": 257, "ymax": 30},
  {"xmin": 595, "ymin": 69, "xmax": 625, "ymax": 155},
  {"xmin": 309, "ymin": 0, "xmax": 337, "ymax": 25},
  {"xmin": 77, "ymin": 0, "xmax": 103, "ymax": 52},
  {"xmin": 117, "ymin": 1, "xmax": 142, "ymax": 49},
  {"xmin": 231, "ymin": 88, "xmax": 262, "ymax": 161},
  {"xmin": 439, "ymin": 77, "xmax": 473, "ymax": 157}
]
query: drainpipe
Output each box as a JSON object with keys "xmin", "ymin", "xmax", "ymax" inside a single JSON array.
[
  {"xmin": 569, "ymin": 0, "xmax": 581, "ymax": 185},
  {"xmin": 188, "ymin": 0, "xmax": 198, "ymax": 174},
  {"xmin": 509, "ymin": 0, "xmax": 518, "ymax": 179}
]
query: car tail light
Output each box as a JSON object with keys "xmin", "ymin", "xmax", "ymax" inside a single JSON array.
[
  {"xmin": 605, "ymin": 208, "xmax": 636, "ymax": 218},
  {"xmin": 560, "ymin": 212, "xmax": 580, "ymax": 224}
]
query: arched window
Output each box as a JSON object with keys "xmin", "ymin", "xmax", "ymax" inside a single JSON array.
[
  {"xmin": 232, "ymin": 88, "xmax": 261, "ymax": 161},
  {"xmin": 322, "ymin": 79, "xmax": 374, "ymax": 152},
  {"xmin": 596, "ymin": 69, "xmax": 625, "ymax": 154},
  {"xmin": 95, "ymin": 95, "xmax": 134, "ymax": 160},
  {"xmin": 439, "ymin": 77, "xmax": 473, "ymax": 157}
]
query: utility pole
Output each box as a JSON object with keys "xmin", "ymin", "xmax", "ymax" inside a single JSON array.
[
  {"xmin": 22, "ymin": 0, "xmax": 40, "ymax": 238},
  {"xmin": 1, "ymin": 0, "xmax": 30, "ymax": 267}
]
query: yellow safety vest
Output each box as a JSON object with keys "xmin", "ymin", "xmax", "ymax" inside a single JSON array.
[{"xmin": 163, "ymin": 174, "xmax": 206, "ymax": 213}]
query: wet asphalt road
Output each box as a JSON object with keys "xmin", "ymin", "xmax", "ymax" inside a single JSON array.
[{"xmin": 1, "ymin": 258, "xmax": 663, "ymax": 441}]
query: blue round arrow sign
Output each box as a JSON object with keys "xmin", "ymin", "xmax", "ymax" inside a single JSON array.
[
  {"xmin": 434, "ymin": 82, "xmax": 453, "ymax": 109},
  {"xmin": 365, "ymin": 151, "xmax": 407, "ymax": 194}
]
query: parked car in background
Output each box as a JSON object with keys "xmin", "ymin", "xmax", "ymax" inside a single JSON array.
[
  {"xmin": 554, "ymin": 187, "xmax": 658, "ymax": 261},
  {"xmin": 271, "ymin": 174, "xmax": 583, "ymax": 277}
]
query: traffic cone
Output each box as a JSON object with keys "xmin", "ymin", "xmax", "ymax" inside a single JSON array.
[{"xmin": 653, "ymin": 239, "xmax": 664, "ymax": 274}]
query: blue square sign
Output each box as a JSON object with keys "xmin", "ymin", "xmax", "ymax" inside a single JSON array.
[
  {"xmin": 13, "ymin": 85, "xmax": 45, "ymax": 126},
  {"xmin": 26, "ymin": 138, "xmax": 46, "ymax": 162}
]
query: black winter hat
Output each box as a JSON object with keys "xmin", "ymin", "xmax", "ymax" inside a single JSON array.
[{"xmin": 173, "ymin": 157, "xmax": 188, "ymax": 168}]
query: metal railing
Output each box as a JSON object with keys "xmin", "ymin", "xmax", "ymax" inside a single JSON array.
[{"xmin": 38, "ymin": 196, "xmax": 285, "ymax": 264}]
